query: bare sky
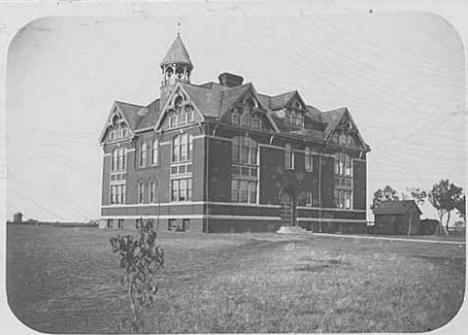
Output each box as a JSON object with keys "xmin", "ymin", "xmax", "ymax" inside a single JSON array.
[{"xmin": 6, "ymin": 11, "xmax": 466, "ymax": 222}]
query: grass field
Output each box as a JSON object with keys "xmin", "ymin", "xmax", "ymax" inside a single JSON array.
[{"xmin": 6, "ymin": 225, "xmax": 466, "ymax": 333}]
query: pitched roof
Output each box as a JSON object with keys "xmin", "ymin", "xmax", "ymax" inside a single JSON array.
[
  {"xmin": 269, "ymin": 91, "xmax": 297, "ymax": 110},
  {"xmin": 305, "ymin": 105, "xmax": 322, "ymax": 123},
  {"xmin": 180, "ymin": 83, "xmax": 223, "ymax": 118},
  {"xmin": 321, "ymin": 107, "xmax": 347, "ymax": 139},
  {"xmin": 101, "ymin": 77, "xmax": 367, "ymax": 150},
  {"xmin": 136, "ymin": 98, "xmax": 161, "ymax": 130},
  {"xmin": 374, "ymin": 200, "xmax": 423, "ymax": 215},
  {"xmin": 160, "ymin": 34, "xmax": 193, "ymax": 69},
  {"xmin": 220, "ymin": 83, "xmax": 253, "ymax": 116},
  {"xmin": 115, "ymin": 101, "xmax": 144, "ymax": 129}
]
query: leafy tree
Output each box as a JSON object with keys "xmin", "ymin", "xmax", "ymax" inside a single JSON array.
[
  {"xmin": 370, "ymin": 185, "xmax": 399, "ymax": 213},
  {"xmin": 401, "ymin": 188, "xmax": 427, "ymax": 236},
  {"xmin": 110, "ymin": 219, "xmax": 164, "ymax": 333},
  {"xmin": 455, "ymin": 194, "xmax": 466, "ymax": 225},
  {"xmin": 428, "ymin": 179, "xmax": 463, "ymax": 236}
]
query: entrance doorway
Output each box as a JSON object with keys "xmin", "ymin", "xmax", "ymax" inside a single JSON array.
[{"xmin": 280, "ymin": 191, "xmax": 295, "ymax": 226}]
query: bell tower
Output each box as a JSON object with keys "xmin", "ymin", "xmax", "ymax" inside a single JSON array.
[{"xmin": 160, "ymin": 29, "xmax": 193, "ymax": 109}]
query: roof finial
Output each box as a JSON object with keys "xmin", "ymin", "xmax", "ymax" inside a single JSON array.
[{"xmin": 177, "ymin": 22, "xmax": 181, "ymax": 36}]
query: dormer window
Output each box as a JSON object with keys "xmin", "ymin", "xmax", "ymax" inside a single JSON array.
[
  {"xmin": 230, "ymin": 97, "xmax": 262, "ymax": 129},
  {"xmin": 287, "ymin": 109, "xmax": 304, "ymax": 128},
  {"xmin": 167, "ymin": 93, "xmax": 195, "ymax": 129}
]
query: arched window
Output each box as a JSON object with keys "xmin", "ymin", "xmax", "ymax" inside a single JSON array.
[
  {"xmin": 180, "ymin": 134, "xmax": 188, "ymax": 161},
  {"xmin": 178, "ymin": 106, "xmax": 187, "ymax": 125},
  {"xmin": 149, "ymin": 180, "xmax": 156, "ymax": 203},
  {"xmin": 139, "ymin": 142, "xmax": 147, "ymax": 167},
  {"xmin": 305, "ymin": 146, "xmax": 313, "ymax": 172},
  {"xmin": 297, "ymin": 113, "xmax": 304, "ymax": 127},
  {"xmin": 122, "ymin": 148, "xmax": 127, "ymax": 170},
  {"xmin": 138, "ymin": 182, "xmax": 145, "ymax": 203},
  {"xmin": 231, "ymin": 108, "xmax": 241, "ymax": 125},
  {"xmin": 285, "ymin": 143, "xmax": 293, "ymax": 169},
  {"xmin": 186, "ymin": 105, "xmax": 195, "ymax": 122},
  {"xmin": 117, "ymin": 147, "xmax": 125, "ymax": 170},
  {"xmin": 111, "ymin": 149, "xmax": 118, "ymax": 171},
  {"xmin": 152, "ymin": 139, "xmax": 159, "ymax": 165},
  {"xmin": 293, "ymin": 101, "xmax": 303, "ymax": 110},
  {"xmin": 168, "ymin": 110, "xmax": 177, "ymax": 128},
  {"xmin": 172, "ymin": 135, "xmax": 180, "ymax": 162}
]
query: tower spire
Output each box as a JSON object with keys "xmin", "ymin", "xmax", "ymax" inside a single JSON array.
[{"xmin": 159, "ymin": 29, "xmax": 193, "ymax": 107}]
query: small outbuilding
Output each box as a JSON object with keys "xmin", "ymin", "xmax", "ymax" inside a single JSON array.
[
  {"xmin": 374, "ymin": 200, "xmax": 422, "ymax": 235},
  {"xmin": 13, "ymin": 212, "xmax": 23, "ymax": 223}
]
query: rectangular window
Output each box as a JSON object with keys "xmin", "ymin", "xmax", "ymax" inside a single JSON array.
[
  {"xmin": 110, "ymin": 185, "xmax": 115, "ymax": 204},
  {"xmin": 345, "ymin": 191, "xmax": 352, "ymax": 209},
  {"xmin": 231, "ymin": 180, "xmax": 239, "ymax": 202},
  {"xmin": 285, "ymin": 144, "xmax": 294, "ymax": 169},
  {"xmin": 188, "ymin": 135, "xmax": 193, "ymax": 160},
  {"xmin": 172, "ymin": 136, "xmax": 180, "ymax": 162},
  {"xmin": 305, "ymin": 147, "xmax": 314, "ymax": 172},
  {"xmin": 231, "ymin": 180, "xmax": 257, "ymax": 203},
  {"xmin": 182, "ymin": 219, "xmax": 190, "ymax": 232},
  {"xmin": 232, "ymin": 137, "xmax": 240, "ymax": 162},
  {"xmin": 171, "ymin": 179, "xmax": 179, "ymax": 202},
  {"xmin": 180, "ymin": 134, "xmax": 188, "ymax": 161},
  {"xmin": 248, "ymin": 181, "xmax": 257, "ymax": 204},
  {"xmin": 168, "ymin": 219, "xmax": 176, "ymax": 231},
  {"xmin": 250, "ymin": 143, "xmax": 257, "ymax": 165},
  {"xmin": 240, "ymin": 181, "xmax": 248, "ymax": 203},
  {"xmin": 117, "ymin": 185, "xmax": 121, "ymax": 204},
  {"xmin": 171, "ymin": 178, "xmax": 192, "ymax": 202},
  {"xmin": 306, "ymin": 191, "xmax": 313, "ymax": 207},
  {"xmin": 240, "ymin": 137, "xmax": 249, "ymax": 164},
  {"xmin": 179, "ymin": 179, "xmax": 187, "ymax": 201}
]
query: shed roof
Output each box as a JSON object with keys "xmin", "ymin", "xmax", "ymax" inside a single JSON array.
[{"xmin": 374, "ymin": 200, "xmax": 423, "ymax": 215}]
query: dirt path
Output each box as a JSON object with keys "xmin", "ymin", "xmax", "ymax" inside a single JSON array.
[{"xmin": 309, "ymin": 232, "xmax": 466, "ymax": 245}]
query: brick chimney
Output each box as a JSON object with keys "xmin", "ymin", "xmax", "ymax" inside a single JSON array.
[{"xmin": 218, "ymin": 72, "xmax": 244, "ymax": 87}]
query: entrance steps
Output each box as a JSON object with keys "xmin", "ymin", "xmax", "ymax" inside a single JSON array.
[{"xmin": 276, "ymin": 225, "xmax": 310, "ymax": 234}]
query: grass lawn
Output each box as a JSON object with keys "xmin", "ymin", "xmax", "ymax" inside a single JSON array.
[{"xmin": 6, "ymin": 225, "xmax": 466, "ymax": 333}]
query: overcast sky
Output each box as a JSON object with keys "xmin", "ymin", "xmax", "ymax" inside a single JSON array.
[{"xmin": 6, "ymin": 10, "xmax": 466, "ymax": 222}]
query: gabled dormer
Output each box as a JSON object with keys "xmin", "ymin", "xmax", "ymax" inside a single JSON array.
[
  {"xmin": 154, "ymin": 84, "xmax": 203, "ymax": 131},
  {"xmin": 222, "ymin": 82, "xmax": 278, "ymax": 132},
  {"xmin": 99, "ymin": 102, "xmax": 136, "ymax": 144},
  {"xmin": 271, "ymin": 91, "xmax": 307, "ymax": 129},
  {"xmin": 323, "ymin": 108, "xmax": 370, "ymax": 151}
]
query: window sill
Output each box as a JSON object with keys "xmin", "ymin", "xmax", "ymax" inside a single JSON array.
[{"xmin": 171, "ymin": 160, "xmax": 192, "ymax": 164}]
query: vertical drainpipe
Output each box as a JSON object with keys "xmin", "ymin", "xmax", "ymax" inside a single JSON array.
[
  {"xmin": 207, "ymin": 124, "xmax": 219, "ymax": 233},
  {"xmin": 318, "ymin": 154, "xmax": 322, "ymax": 233}
]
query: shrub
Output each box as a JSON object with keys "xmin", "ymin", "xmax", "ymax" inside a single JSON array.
[{"xmin": 110, "ymin": 219, "xmax": 164, "ymax": 333}]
